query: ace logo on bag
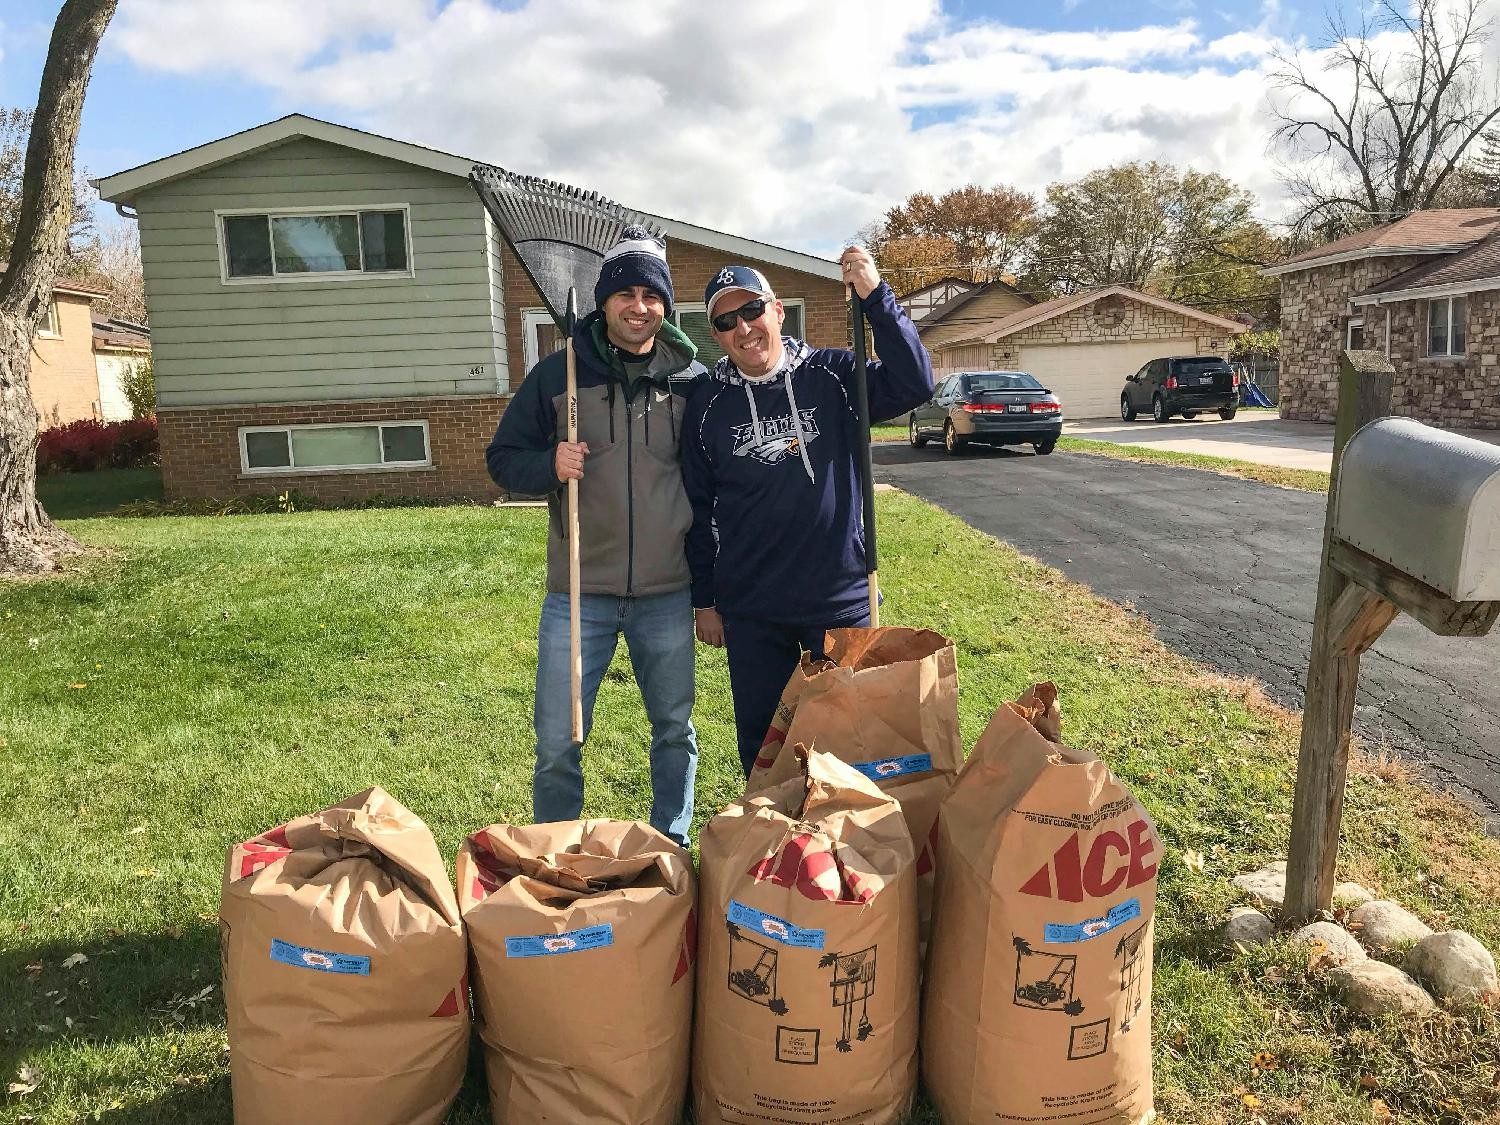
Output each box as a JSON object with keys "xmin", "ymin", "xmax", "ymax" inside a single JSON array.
[
  {"xmin": 697, "ymin": 747, "xmax": 920, "ymax": 1125},
  {"xmin": 923, "ymin": 685, "xmax": 1159, "ymax": 1125}
]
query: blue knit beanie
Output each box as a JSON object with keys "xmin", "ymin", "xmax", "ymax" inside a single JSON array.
[{"xmin": 595, "ymin": 225, "xmax": 674, "ymax": 316}]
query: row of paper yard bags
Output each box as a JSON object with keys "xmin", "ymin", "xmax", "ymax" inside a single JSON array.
[{"xmin": 221, "ymin": 626, "xmax": 1159, "ymax": 1125}]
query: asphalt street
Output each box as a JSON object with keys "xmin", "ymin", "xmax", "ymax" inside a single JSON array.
[{"xmin": 874, "ymin": 443, "xmax": 1500, "ymax": 823}]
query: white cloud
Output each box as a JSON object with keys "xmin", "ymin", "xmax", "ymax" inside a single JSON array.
[{"xmin": 111, "ymin": 0, "xmax": 1302, "ymax": 256}]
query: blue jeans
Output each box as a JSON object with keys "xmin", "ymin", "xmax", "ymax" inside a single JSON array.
[{"xmin": 533, "ymin": 588, "xmax": 698, "ymax": 845}]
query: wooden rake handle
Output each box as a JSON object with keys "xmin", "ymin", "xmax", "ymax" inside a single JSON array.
[{"xmin": 566, "ymin": 338, "xmax": 583, "ymax": 743}]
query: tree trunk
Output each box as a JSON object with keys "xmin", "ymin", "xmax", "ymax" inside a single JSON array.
[{"xmin": 0, "ymin": 0, "xmax": 117, "ymax": 576}]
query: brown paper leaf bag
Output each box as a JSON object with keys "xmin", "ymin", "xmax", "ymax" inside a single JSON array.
[
  {"xmin": 923, "ymin": 684, "xmax": 1159, "ymax": 1125},
  {"xmin": 457, "ymin": 819, "xmax": 696, "ymax": 1125},
  {"xmin": 697, "ymin": 746, "xmax": 919, "ymax": 1125},
  {"xmin": 747, "ymin": 626, "xmax": 961, "ymax": 949},
  {"xmin": 221, "ymin": 787, "xmax": 468, "ymax": 1125}
]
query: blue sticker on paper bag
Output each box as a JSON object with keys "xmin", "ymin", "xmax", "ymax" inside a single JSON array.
[
  {"xmin": 270, "ymin": 938, "xmax": 370, "ymax": 975},
  {"xmin": 1044, "ymin": 899, "xmax": 1142, "ymax": 945},
  {"xmin": 506, "ymin": 923, "xmax": 614, "ymax": 958},
  {"xmin": 728, "ymin": 900, "xmax": 825, "ymax": 950},
  {"xmin": 852, "ymin": 754, "xmax": 933, "ymax": 782}
]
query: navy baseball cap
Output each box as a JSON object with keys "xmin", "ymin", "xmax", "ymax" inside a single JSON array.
[{"xmin": 704, "ymin": 265, "xmax": 775, "ymax": 320}]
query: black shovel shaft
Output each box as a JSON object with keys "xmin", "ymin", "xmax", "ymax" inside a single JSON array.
[{"xmin": 849, "ymin": 292, "xmax": 878, "ymax": 575}]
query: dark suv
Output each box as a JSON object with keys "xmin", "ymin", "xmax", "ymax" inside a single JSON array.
[
  {"xmin": 909, "ymin": 370, "xmax": 1063, "ymax": 455},
  {"xmin": 1121, "ymin": 356, "xmax": 1239, "ymax": 423}
]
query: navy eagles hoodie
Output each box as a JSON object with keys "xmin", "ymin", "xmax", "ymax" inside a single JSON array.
[{"xmin": 680, "ymin": 281, "xmax": 934, "ymax": 624}]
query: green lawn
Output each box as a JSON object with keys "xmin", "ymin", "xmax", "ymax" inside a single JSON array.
[
  {"xmin": 1057, "ymin": 436, "xmax": 1331, "ymax": 492},
  {"xmin": 2, "ymin": 483, "xmax": 1497, "ymax": 1123}
]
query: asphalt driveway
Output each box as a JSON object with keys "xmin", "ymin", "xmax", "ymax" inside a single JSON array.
[{"xmin": 875, "ymin": 443, "xmax": 1500, "ymax": 823}]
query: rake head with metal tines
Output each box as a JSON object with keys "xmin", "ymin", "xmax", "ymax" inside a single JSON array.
[{"xmin": 470, "ymin": 163, "xmax": 663, "ymax": 331}]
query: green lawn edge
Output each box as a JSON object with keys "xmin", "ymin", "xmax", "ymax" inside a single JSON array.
[{"xmin": 1057, "ymin": 436, "xmax": 1331, "ymax": 493}]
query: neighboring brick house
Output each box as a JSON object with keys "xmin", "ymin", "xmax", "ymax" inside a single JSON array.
[
  {"xmin": 95, "ymin": 114, "xmax": 844, "ymax": 502},
  {"xmin": 926, "ymin": 284, "xmax": 1241, "ymax": 418},
  {"xmin": 1266, "ymin": 208, "xmax": 1500, "ymax": 427},
  {"xmin": 22, "ymin": 276, "xmax": 111, "ymax": 425}
]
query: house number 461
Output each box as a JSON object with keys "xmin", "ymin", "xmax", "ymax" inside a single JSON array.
[{"xmin": 469, "ymin": 365, "xmax": 486, "ymax": 376}]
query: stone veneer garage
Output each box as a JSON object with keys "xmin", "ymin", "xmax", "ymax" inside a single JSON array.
[{"xmin": 927, "ymin": 286, "xmax": 1242, "ymax": 419}]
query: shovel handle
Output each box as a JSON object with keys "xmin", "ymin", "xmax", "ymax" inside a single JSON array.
[
  {"xmin": 565, "ymin": 337, "xmax": 583, "ymax": 744},
  {"xmin": 849, "ymin": 288, "xmax": 879, "ymax": 628}
]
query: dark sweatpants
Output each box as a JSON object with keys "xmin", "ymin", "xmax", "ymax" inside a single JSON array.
[{"xmin": 721, "ymin": 611, "xmax": 870, "ymax": 777}]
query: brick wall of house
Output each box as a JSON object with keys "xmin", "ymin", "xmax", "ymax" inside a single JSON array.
[
  {"xmin": 1277, "ymin": 256, "xmax": 1428, "ymax": 422},
  {"xmin": 1384, "ymin": 291, "xmax": 1500, "ymax": 427},
  {"xmin": 930, "ymin": 295, "xmax": 1230, "ymax": 369},
  {"xmin": 28, "ymin": 293, "xmax": 103, "ymax": 425},
  {"xmin": 500, "ymin": 241, "xmax": 846, "ymax": 383},
  {"xmin": 158, "ymin": 396, "xmax": 507, "ymax": 502}
]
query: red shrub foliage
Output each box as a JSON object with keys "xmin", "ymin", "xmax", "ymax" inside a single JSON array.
[{"xmin": 36, "ymin": 418, "xmax": 159, "ymax": 474}]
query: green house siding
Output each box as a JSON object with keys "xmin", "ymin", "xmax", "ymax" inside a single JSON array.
[{"xmin": 135, "ymin": 137, "xmax": 504, "ymax": 408}]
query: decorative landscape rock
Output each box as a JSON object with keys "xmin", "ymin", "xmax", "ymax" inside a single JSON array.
[
  {"xmin": 1328, "ymin": 960, "xmax": 1437, "ymax": 1017},
  {"xmin": 1233, "ymin": 861, "xmax": 1287, "ymax": 910},
  {"xmin": 1291, "ymin": 921, "xmax": 1367, "ymax": 966},
  {"xmin": 1406, "ymin": 931, "xmax": 1498, "ymax": 1005},
  {"xmin": 1349, "ymin": 901, "xmax": 1432, "ymax": 950},
  {"xmin": 1332, "ymin": 882, "xmax": 1375, "ymax": 908},
  {"xmin": 1222, "ymin": 907, "xmax": 1275, "ymax": 950}
]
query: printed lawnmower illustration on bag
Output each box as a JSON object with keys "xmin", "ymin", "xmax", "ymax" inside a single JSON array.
[
  {"xmin": 1012, "ymin": 936, "xmax": 1085, "ymax": 1016},
  {"xmin": 726, "ymin": 919, "xmax": 790, "ymax": 1016}
]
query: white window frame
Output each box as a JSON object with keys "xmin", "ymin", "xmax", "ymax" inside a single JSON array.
[
  {"xmin": 1345, "ymin": 317, "xmax": 1364, "ymax": 350},
  {"xmin": 215, "ymin": 203, "xmax": 415, "ymax": 286},
  {"xmin": 521, "ymin": 307, "xmax": 563, "ymax": 371},
  {"xmin": 1427, "ymin": 296, "xmax": 1466, "ymax": 358},
  {"xmin": 37, "ymin": 299, "xmax": 61, "ymax": 338},
  {"xmin": 237, "ymin": 419, "xmax": 432, "ymax": 476}
]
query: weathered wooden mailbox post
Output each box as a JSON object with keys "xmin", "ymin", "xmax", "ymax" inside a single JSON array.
[{"xmin": 1284, "ymin": 351, "xmax": 1500, "ymax": 922}]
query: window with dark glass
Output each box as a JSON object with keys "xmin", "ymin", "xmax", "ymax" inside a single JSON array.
[
  {"xmin": 222, "ymin": 209, "xmax": 409, "ymax": 279},
  {"xmin": 1429, "ymin": 296, "xmax": 1466, "ymax": 357}
]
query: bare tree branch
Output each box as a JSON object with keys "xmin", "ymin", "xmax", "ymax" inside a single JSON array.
[{"xmin": 1269, "ymin": 0, "xmax": 1500, "ymax": 238}]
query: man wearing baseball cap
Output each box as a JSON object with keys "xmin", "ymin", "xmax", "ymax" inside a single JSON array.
[
  {"xmin": 681, "ymin": 246, "xmax": 934, "ymax": 776},
  {"xmin": 486, "ymin": 226, "xmax": 702, "ymax": 845}
]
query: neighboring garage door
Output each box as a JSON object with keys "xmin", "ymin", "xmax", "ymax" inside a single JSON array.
[{"xmin": 1018, "ymin": 339, "xmax": 1198, "ymax": 419}]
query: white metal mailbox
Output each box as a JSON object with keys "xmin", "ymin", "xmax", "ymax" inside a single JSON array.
[{"xmin": 1334, "ymin": 417, "xmax": 1500, "ymax": 601}]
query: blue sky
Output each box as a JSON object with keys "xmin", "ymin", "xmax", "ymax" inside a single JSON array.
[{"xmin": 0, "ymin": 0, "xmax": 1373, "ymax": 253}]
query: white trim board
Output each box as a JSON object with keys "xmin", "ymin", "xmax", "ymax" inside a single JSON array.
[
  {"xmin": 1349, "ymin": 273, "xmax": 1500, "ymax": 306},
  {"xmin": 96, "ymin": 113, "xmax": 842, "ymax": 282},
  {"xmin": 1261, "ymin": 244, "xmax": 1472, "ymax": 277}
]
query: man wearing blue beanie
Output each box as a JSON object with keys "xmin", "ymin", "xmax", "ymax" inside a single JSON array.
[{"xmin": 486, "ymin": 226, "xmax": 703, "ymax": 846}]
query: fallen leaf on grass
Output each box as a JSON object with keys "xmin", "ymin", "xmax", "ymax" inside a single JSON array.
[
  {"xmin": 1182, "ymin": 849, "xmax": 1206, "ymax": 873},
  {"xmin": 1438, "ymin": 1097, "xmax": 1463, "ymax": 1112},
  {"xmin": 1370, "ymin": 1098, "xmax": 1391, "ymax": 1118},
  {"xmin": 7, "ymin": 1065, "xmax": 41, "ymax": 1095},
  {"xmin": 24, "ymin": 962, "xmax": 43, "ymax": 979},
  {"xmin": 1232, "ymin": 1086, "xmax": 1262, "ymax": 1108},
  {"xmin": 61, "ymin": 953, "xmax": 87, "ymax": 969},
  {"xmin": 125, "ymin": 824, "xmax": 148, "ymax": 836},
  {"xmin": 1359, "ymin": 1074, "xmax": 1379, "ymax": 1090},
  {"xmin": 67, "ymin": 683, "xmax": 87, "ymax": 690},
  {"xmin": 1252, "ymin": 1050, "xmax": 1279, "ymax": 1071}
]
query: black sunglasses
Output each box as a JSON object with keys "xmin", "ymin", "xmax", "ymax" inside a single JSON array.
[{"xmin": 711, "ymin": 297, "xmax": 771, "ymax": 333}]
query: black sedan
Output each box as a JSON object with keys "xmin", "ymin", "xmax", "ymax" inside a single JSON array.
[{"xmin": 908, "ymin": 370, "xmax": 1063, "ymax": 455}]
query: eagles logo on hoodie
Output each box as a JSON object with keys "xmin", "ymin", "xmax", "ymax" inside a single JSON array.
[{"xmin": 731, "ymin": 409, "xmax": 820, "ymax": 466}]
